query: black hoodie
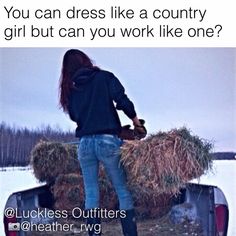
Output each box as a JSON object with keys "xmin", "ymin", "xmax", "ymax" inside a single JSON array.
[{"xmin": 68, "ymin": 68, "xmax": 137, "ymax": 137}]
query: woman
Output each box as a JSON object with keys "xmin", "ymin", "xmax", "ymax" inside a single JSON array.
[{"xmin": 59, "ymin": 49, "xmax": 146, "ymax": 236}]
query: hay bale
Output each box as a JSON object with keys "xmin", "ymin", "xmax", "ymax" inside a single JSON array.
[
  {"xmin": 64, "ymin": 143, "xmax": 78, "ymax": 159},
  {"xmin": 30, "ymin": 128, "xmax": 212, "ymax": 218},
  {"xmin": 53, "ymin": 173, "xmax": 84, "ymax": 212},
  {"xmin": 64, "ymin": 143, "xmax": 81, "ymax": 173},
  {"xmin": 30, "ymin": 141, "xmax": 80, "ymax": 183},
  {"xmin": 53, "ymin": 169, "xmax": 118, "ymax": 213},
  {"xmin": 121, "ymin": 127, "xmax": 213, "ymax": 199}
]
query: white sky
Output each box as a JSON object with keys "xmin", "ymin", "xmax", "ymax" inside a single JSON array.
[{"xmin": 0, "ymin": 48, "xmax": 235, "ymax": 151}]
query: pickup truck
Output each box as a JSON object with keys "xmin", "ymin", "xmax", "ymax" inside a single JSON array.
[{"xmin": 3, "ymin": 182, "xmax": 228, "ymax": 236}]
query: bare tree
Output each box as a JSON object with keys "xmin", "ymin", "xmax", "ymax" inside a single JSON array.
[{"xmin": 0, "ymin": 122, "xmax": 76, "ymax": 167}]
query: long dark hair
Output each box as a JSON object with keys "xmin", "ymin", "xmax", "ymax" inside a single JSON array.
[{"xmin": 59, "ymin": 49, "xmax": 95, "ymax": 113}]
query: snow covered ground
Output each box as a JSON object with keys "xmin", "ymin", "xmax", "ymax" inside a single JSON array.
[
  {"xmin": 0, "ymin": 167, "xmax": 43, "ymax": 235},
  {"xmin": 1, "ymin": 160, "xmax": 236, "ymax": 236}
]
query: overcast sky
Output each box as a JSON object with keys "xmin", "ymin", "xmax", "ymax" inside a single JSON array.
[{"xmin": 0, "ymin": 48, "xmax": 235, "ymax": 151}]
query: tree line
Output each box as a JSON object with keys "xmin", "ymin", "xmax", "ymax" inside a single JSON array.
[
  {"xmin": 0, "ymin": 122, "xmax": 76, "ymax": 167},
  {"xmin": 1, "ymin": 122, "xmax": 234, "ymax": 167}
]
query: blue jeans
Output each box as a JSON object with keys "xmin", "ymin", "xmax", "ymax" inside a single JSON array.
[{"xmin": 78, "ymin": 134, "xmax": 134, "ymax": 210}]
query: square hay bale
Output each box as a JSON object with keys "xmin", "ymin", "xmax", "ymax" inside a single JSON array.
[
  {"xmin": 52, "ymin": 173, "xmax": 84, "ymax": 213},
  {"xmin": 30, "ymin": 141, "xmax": 80, "ymax": 183},
  {"xmin": 121, "ymin": 127, "xmax": 213, "ymax": 199},
  {"xmin": 30, "ymin": 127, "xmax": 213, "ymax": 220}
]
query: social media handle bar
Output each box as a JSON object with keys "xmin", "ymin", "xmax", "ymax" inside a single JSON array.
[
  {"xmin": 4, "ymin": 207, "xmax": 68, "ymax": 219},
  {"xmin": 8, "ymin": 221, "xmax": 74, "ymax": 232}
]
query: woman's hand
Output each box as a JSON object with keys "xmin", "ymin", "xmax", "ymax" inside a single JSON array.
[{"xmin": 132, "ymin": 117, "xmax": 147, "ymax": 139}]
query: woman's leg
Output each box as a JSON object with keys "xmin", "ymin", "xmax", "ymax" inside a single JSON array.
[
  {"xmin": 96, "ymin": 135, "xmax": 133, "ymax": 210},
  {"xmin": 78, "ymin": 137, "xmax": 99, "ymax": 209},
  {"xmin": 78, "ymin": 137, "xmax": 101, "ymax": 235},
  {"xmin": 96, "ymin": 134, "xmax": 138, "ymax": 236}
]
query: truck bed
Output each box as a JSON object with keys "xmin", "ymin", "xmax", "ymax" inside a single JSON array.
[{"xmin": 4, "ymin": 183, "xmax": 228, "ymax": 236}]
